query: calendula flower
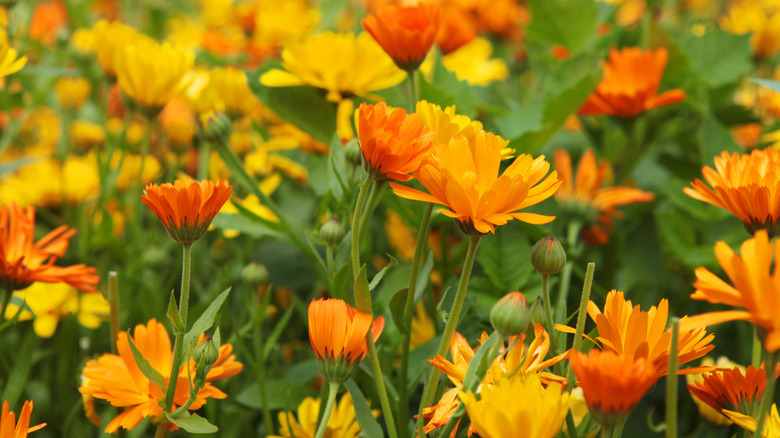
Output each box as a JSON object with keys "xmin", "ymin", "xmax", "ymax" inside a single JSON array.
[
  {"xmin": 390, "ymin": 129, "xmax": 560, "ymax": 235},
  {"xmin": 720, "ymin": 0, "xmax": 780, "ymax": 59},
  {"xmin": 268, "ymin": 392, "xmax": 379, "ymax": 438},
  {"xmin": 159, "ymin": 98, "xmax": 197, "ymax": 151},
  {"xmin": 688, "ymin": 364, "xmax": 772, "ymax": 419},
  {"xmin": 91, "ymin": 20, "xmax": 140, "ymax": 77},
  {"xmin": 579, "ymin": 47, "xmax": 686, "ymax": 118},
  {"xmin": 62, "ymin": 154, "xmax": 101, "ymax": 204},
  {"xmin": 686, "ymin": 357, "xmax": 743, "ymax": 426},
  {"xmin": 79, "ymin": 318, "xmax": 243, "ymax": 433},
  {"xmin": 198, "ymin": 67, "xmax": 262, "ymax": 119},
  {"xmin": 569, "ymin": 350, "xmax": 659, "ymax": 430},
  {"xmin": 440, "ymin": 37, "xmax": 509, "ymax": 86},
  {"xmin": 0, "ymin": 203, "xmax": 99, "ymax": 293},
  {"xmin": 362, "ymin": 4, "xmax": 442, "ymax": 71},
  {"xmin": 28, "ymin": 0, "xmax": 68, "ymax": 46},
  {"xmin": 307, "ymin": 298, "xmax": 385, "ymax": 383},
  {"xmin": 0, "ymin": 38, "xmax": 26, "ymax": 79},
  {"xmin": 554, "ymin": 149, "xmax": 654, "ymax": 245},
  {"xmin": 437, "ymin": 8, "xmax": 476, "ymax": 54},
  {"xmin": 0, "ymin": 401, "xmax": 45, "ymax": 437},
  {"xmin": 70, "ymin": 120, "xmax": 106, "ymax": 151},
  {"xmin": 459, "ymin": 373, "xmax": 571, "ymax": 438},
  {"xmin": 111, "ymin": 154, "xmax": 161, "ymax": 191},
  {"xmin": 725, "ymin": 404, "xmax": 780, "ymax": 437},
  {"xmin": 252, "ymin": 0, "xmax": 320, "ymax": 49},
  {"xmin": 55, "ymin": 77, "xmax": 90, "ymax": 110},
  {"xmin": 141, "ymin": 179, "xmax": 232, "ymax": 245},
  {"xmin": 357, "ymin": 101, "xmax": 436, "ymax": 181},
  {"xmin": 684, "ymin": 148, "xmax": 780, "ymax": 236}
]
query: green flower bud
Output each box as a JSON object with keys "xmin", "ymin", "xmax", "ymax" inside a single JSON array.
[
  {"xmin": 529, "ymin": 296, "xmax": 545, "ymax": 327},
  {"xmin": 198, "ymin": 111, "xmax": 232, "ymax": 144},
  {"xmin": 490, "ymin": 292, "xmax": 531, "ymax": 337},
  {"xmin": 320, "ymin": 219, "xmax": 345, "ymax": 246},
  {"xmin": 530, "ymin": 235, "xmax": 566, "ymax": 276},
  {"xmin": 344, "ymin": 139, "xmax": 363, "ymax": 166},
  {"xmin": 241, "ymin": 262, "xmax": 269, "ymax": 286},
  {"xmin": 192, "ymin": 336, "xmax": 220, "ymax": 368}
]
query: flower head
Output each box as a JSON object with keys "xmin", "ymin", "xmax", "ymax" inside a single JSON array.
[
  {"xmin": 268, "ymin": 392, "xmax": 379, "ymax": 438},
  {"xmin": 725, "ymin": 404, "xmax": 780, "ymax": 437},
  {"xmin": 684, "ymin": 148, "xmax": 780, "ymax": 237},
  {"xmin": 720, "ymin": 1, "xmax": 780, "ymax": 59},
  {"xmin": 307, "ymin": 298, "xmax": 384, "ymax": 383},
  {"xmin": 198, "ymin": 67, "xmax": 262, "ymax": 119},
  {"xmin": 141, "ymin": 179, "xmax": 232, "ymax": 245},
  {"xmin": 28, "ymin": 0, "xmax": 69, "ymax": 46},
  {"xmin": 362, "ymin": 4, "xmax": 441, "ymax": 71},
  {"xmin": 686, "ymin": 357, "xmax": 743, "ymax": 426},
  {"xmin": 687, "ymin": 364, "xmax": 771, "ymax": 418},
  {"xmin": 554, "ymin": 149, "xmax": 654, "ymax": 245},
  {"xmin": 0, "ymin": 203, "xmax": 99, "ymax": 293},
  {"xmin": 0, "ymin": 401, "xmax": 45, "ymax": 438},
  {"xmin": 91, "ymin": 20, "xmax": 140, "ymax": 77},
  {"xmin": 79, "ymin": 319, "xmax": 242, "ymax": 432},
  {"xmin": 0, "ymin": 38, "xmax": 26, "ymax": 79},
  {"xmin": 578, "ymin": 47, "xmax": 686, "ymax": 118},
  {"xmin": 440, "ymin": 38, "xmax": 509, "ymax": 86},
  {"xmin": 357, "ymin": 102, "xmax": 436, "ymax": 182}
]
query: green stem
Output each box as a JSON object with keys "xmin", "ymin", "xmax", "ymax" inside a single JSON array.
[
  {"xmin": 351, "ymin": 176, "xmax": 374, "ymax": 283},
  {"xmin": 406, "ymin": 71, "xmax": 418, "ymax": 112},
  {"xmin": 1, "ymin": 286, "xmax": 12, "ymax": 320},
  {"xmin": 566, "ymin": 411, "xmax": 579, "ymax": 438},
  {"xmin": 358, "ymin": 179, "xmax": 384, "ymax": 241},
  {"xmin": 666, "ymin": 318, "xmax": 680, "ymax": 438},
  {"xmin": 557, "ymin": 221, "xmax": 582, "ymax": 309},
  {"xmin": 753, "ymin": 326, "xmax": 763, "ymax": 368},
  {"xmin": 567, "ymin": 262, "xmax": 596, "ymax": 383},
  {"xmin": 754, "ymin": 349, "xmax": 777, "ymax": 438},
  {"xmin": 108, "ymin": 271, "xmax": 120, "ymax": 355},
  {"xmin": 314, "ymin": 382, "xmax": 341, "ymax": 438},
  {"xmin": 612, "ymin": 422, "xmax": 625, "ymax": 438},
  {"xmin": 154, "ymin": 421, "xmax": 169, "ymax": 438},
  {"xmin": 398, "ymin": 203, "xmax": 434, "ymax": 438},
  {"xmin": 601, "ymin": 427, "xmax": 613, "ymax": 438},
  {"xmin": 366, "ymin": 334, "xmax": 399, "ymax": 438},
  {"xmin": 541, "ymin": 274, "xmax": 557, "ymax": 348},
  {"xmin": 415, "ymin": 234, "xmax": 482, "ymax": 437}
]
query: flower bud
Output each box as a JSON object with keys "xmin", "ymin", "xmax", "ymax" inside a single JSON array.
[
  {"xmin": 529, "ymin": 296, "xmax": 545, "ymax": 327},
  {"xmin": 530, "ymin": 235, "xmax": 566, "ymax": 276},
  {"xmin": 490, "ymin": 292, "xmax": 530, "ymax": 337},
  {"xmin": 241, "ymin": 262, "xmax": 269, "ymax": 286},
  {"xmin": 344, "ymin": 139, "xmax": 363, "ymax": 166},
  {"xmin": 320, "ymin": 218, "xmax": 345, "ymax": 246},
  {"xmin": 192, "ymin": 337, "xmax": 220, "ymax": 368},
  {"xmin": 198, "ymin": 111, "xmax": 232, "ymax": 144}
]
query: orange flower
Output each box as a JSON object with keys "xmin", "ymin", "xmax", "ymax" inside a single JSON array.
[
  {"xmin": 569, "ymin": 350, "xmax": 659, "ymax": 429},
  {"xmin": 362, "ymin": 4, "xmax": 441, "ymax": 71},
  {"xmin": 554, "ymin": 149, "xmax": 654, "ymax": 245},
  {"xmin": 688, "ymin": 365, "xmax": 773, "ymax": 417},
  {"xmin": 79, "ymin": 319, "xmax": 242, "ymax": 433},
  {"xmin": 0, "ymin": 203, "xmax": 99, "ymax": 293},
  {"xmin": 28, "ymin": 0, "xmax": 69, "ymax": 46},
  {"xmin": 578, "ymin": 47, "xmax": 686, "ymax": 118},
  {"xmin": 0, "ymin": 401, "xmax": 45, "ymax": 438},
  {"xmin": 437, "ymin": 8, "xmax": 477, "ymax": 55},
  {"xmin": 308, "ymin": 298, "xmax": 384, "ymax": 383},
  {"xmin": 390, "ymin": 129, "xmax": 560, "ymax": 235},
  {"xmin": 141, "ymin": 179, "xmax": 232, "ymax": 245},
  {"xmin": 684, "ymin": 148, "xmax": 780, "ymax": 237},
  {"xmin": 683, "ymin": 230, "xmax": 780, "ymax": 352},
  {"xmin": 357, "ymin": 102, "xmax": 436, "ymax": 182}
]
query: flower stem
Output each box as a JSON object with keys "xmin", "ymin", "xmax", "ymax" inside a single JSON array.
[
  {"xmin": 358, "ymin": 180, "xmax": 384, "ymax": 242},
  {"xmin": 415, "ymin": 234, "xmax": 482, "ymax": 436},
  {"xmin": 541, "ymin": 274, "xmax": 557, "ymax": 348},
  {"xmin": 753, "ymin": 326, "xmax": 763, "ymax": 368},
  {"xmin": 566, "ymin": 262, "xmax": 595, "ymax": 383},
  {"xmin": 666, "ymin": 317, "xmax": 680, "ymax": 438},
  {"xmin": 108, "ymin": 271, "xmax": 120, "ymax": 354},
  {"xmin": 612, "ymin": 422, "xmax": 625, "ymax": 438},
  {"xmin": 406, "ymin": 71, "xmax": 418, "ymax": 112},
  {"xmin": 351, "ymin": 176, "xmax": 374, "ymax": 283},
  {"xmin": 754, "ymin": 349, "xmax": 778, "ymax": 438},
  {"xmin": 0, "ymin": 286, "xmax": 12, "ymax": 320},
  {"xmin": 314, "ymin": 382, "xmax": 340, "ymax": 438}
]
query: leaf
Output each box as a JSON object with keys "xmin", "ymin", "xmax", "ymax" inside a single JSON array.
[
  {"xmin": 235, "ymin": 380, "xmax": 316, "ymax": 410},
  {"xmin": 699, "ymin": 112, "xmax": 741, "ymax": 165},
  {"xmin": 126, "ymin": 333, "xmax": 167, "ymax": 394},
  {"xmin": 369, "ymin": 255, "xmax": 398, "ymax": 291},
  {"xmin": 526, "ymin": 0, "xmax": 599, "ymax": 52},
  {"xmin": 184, "ymin": 288, "xmax": 231, "ymax": 346},
  {"xmin": 166, "ymin": 412, "xmax": 218, "ymax": 434},
  {"xmin": 167, "ymin": 290, "xmax": 184, "ymax": 334},
  {"xmin": 418, "ymin": 58, "xmax": 476, "ymax": 117},
  {"xmin": 344, "ymin": 380, "xmax": 384, "ymax": 438},
  {"xmin": 354, "ymin": 264, "xmax": 372, "ymax": 313},
  {"xmin": 260, "ymin": 302, "xmax": 296, "ymax": 363},
  {"xmin": 389, "ymin": 288, "xmax": 410, "ymax": 335},
  {"xmin": 678, "ymin": 30, "xmax": 751, "ymax": 87},
  {"xmin": 476, "ymin": 224, "xmax": 533, "ymax": 293},
  {"xmin": 413, "ymin": 252, "xmax": 434, "ymax": 302}
]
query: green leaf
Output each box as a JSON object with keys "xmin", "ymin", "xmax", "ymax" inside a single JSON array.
[
  {"xmin": 354, "ymin": 265, "xmax": 372, "ymax": 313},
  {"xmin": 167, "ymin": 290, "xmax": 184, "ymax": 334},
  {"xmin": 699, "ymin": 112, "xmax": 740, "ymax": 165},
  {"xmin": 184, "ymin": 288, "xmax": 231, "ymax": 346},
  {"xmin": 126, "ymin": 333, "xmax": 167, "ymax": 394},
  {"xmin": 166, "ymin": 412, "xmax": 218, "ymax": 434},
  {"xmin": 678, "ymin": 30, "xmax": 751, "ymax": 87},
  {"xmin": 413, "ymin": 252, "xmax": 434, "ymax": 302},
  {"xmin": 344, "ymin": 380, "xmax": 383, "ymax": 438},
  {"xmin": 418, "ymin": 58, "xmax": 476, "ymax": 117},
  {"xmin": 235, "ymin": 380, "xmax": 316, "ymax": 410},
  {"xmin": 260, "ymin": 302, "xmax": 296, "ymax": 363},
  {"xmin": 369, "ymin": 255, "xmax": 398, "ymax": 291},
  {"xmin": 389, "ymin": 288, "xmax": 409, "ymax": 335},
  {"xmin": 526, "ymin": 0, "xmax": 599, "ymax": 52},
  {"xmin": 476, "ymin": 224, "xmax": 533, "ymax": 293}
]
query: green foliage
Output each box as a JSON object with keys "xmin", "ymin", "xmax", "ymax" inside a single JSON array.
[{"xmin": 527, "ymin": 0, "xmax": 600, "ymax": 52}]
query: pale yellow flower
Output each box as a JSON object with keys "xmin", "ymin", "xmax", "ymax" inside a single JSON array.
[
  {"xmin": 56, "ymin": 77, "xmax": 91, "ymax": 110},
  {"xmin": 62, "ymin": 153, "xmax": 101, "ymax": 203},
  {"xmin": 441, "ymin": 37, "xmax": 509, "ymax": 86},
  {"xmin": 253, "ymin": 0, "xmax": 320, "ymax": 48},
  {"xmin": 70, "ymin": 120, "xmax": 106, "ymax": 151},
  {"xmin": 92, "ymin": 20, "xmax": 140, "ymax": 76},
  {"xmin": 720, "ymin": 0, "xmax": 780, "ymax": 58}
]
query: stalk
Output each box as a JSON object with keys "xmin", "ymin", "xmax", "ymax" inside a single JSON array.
[
  {"xmin": 314, "ymin": 382, "xmax": 340, "ymax": 438},
  {"xmin": 754, "ymin": 349, "xmax": 778, "ymax": 438},
  {"xmin": 566, "ymin": 262, "xmax": 595, "ymax": 383},
  {"xmin": 351, "ymin": 177, "xmax": 374, "ymax": 282},
  {"xmin": 406, "ymin": 72, "xmax": 418, "ymax": 112},
  {"xmin": 108, "ymin": 271, "xmax": 120, "ymax": 354},
  {"xmin": 666, "ymin": 318, "xmax": 680, "ymax": 438}
]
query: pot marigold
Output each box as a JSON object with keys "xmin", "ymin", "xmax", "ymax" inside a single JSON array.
[
  {"xmin": 684, "ymin": 148, "xmax": 780, "ymax": 237},
  {"xmin": 141, "ymin": 179, "xmax": 232, "ymax": 245},
  {"xmin": 0, "ymin": 203, "xmax": 99, "ymax": 293},
  {"xmin": 578, "ymin": 47, "xmax": 686, "ymax": 118},
  {"xmin": 79, "ymin": 319, "xmax": 242, "ymax": 433},
  {"xmin": 362, "ymin": 4, "xmax": 441, "ymax": 71},
  {"xmin": 688, "ymin": 364, "xmax": 774, "ymax": 418},
  {"xmin": 0, "ymin": 38, "xmax": 27, "ymax": 79},
  {"xmin": 725, "ymin": 404, "xmax": 780, "ymax": 437},
  {"xmin": 0, "ymin": 401, "xmax": 45, "ymax": 438}
]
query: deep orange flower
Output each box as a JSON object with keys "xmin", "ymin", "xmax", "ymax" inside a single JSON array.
[
  {"xmin": 569, "ymin": 350, "xmax": 659, "ymax": 429},
  {"xmin": 79, "ymin": 319, "xmax": 242, "ymax": 433},
  {"xmin": 0, "ymin": 401, "xmax": 45, "ymax": 438},
  {"xmin": 682, "ymin": 230, "xmax": 780, "ymax": 352},
  {"xmin": 362, "ymin": 4, "xmax": 441, "ymax": 71},
  {"xmin": 390, "ymin": 129, "xmax": 560, "ymax": 234},
  {"xmin": 28, "ymin": 0, "xmax": 69, "ymax": 46},
  {"xmin": 579, "ymin": 47, "xmax": 686, "ymax": 118},
  {"xmin": 684, "ymin": 148, "xmax": 780, "ymax": 236},
  {"xmin": 308, "ymin": 298, "xmax": 384, "ymax": 383},
  {"xmin": 687, "ymin": 365, "xmax": 773, "ymax": 417},
  {"xmin": 0, "ymin": 203, "xmax": 99, "ymax": 293},
  {"xmin": 357, "ymin": 102, "xmax": 436, "ymax": 182},
  {"xmin": 555, "ymin": 149, "xmax": 654, "ymax": 245},
  {"xmin": 141, "ymin": 179, "xmax": 232, "ymax": 245},
  {"xmin": 437, "ymin": 8, "xmax": 477, "ymax": 55}
]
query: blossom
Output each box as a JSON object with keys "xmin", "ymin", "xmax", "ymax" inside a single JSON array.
[
  {"xmin": 197, "ymin": 67, "xmax": 262, "ymax": 118},
  {"xmin": 459, "ymin": 374, "xmax": 571, "ymax": 438},
  {"xmin": 390, "ymin": 129, "xmax": 560, "ymax": 234},
  {"xmin": 91, "ymin": 20, "xmax": 140, "ymax": 77},
  {"xmin": 55, "ymin": 77, "xmax": 91, "ymax": 111},
  {"xmin": 79, "ymin": 319, "xmax": 242, "ymax": 432},
  {"xmin": 141, "ymin": 179, "xmax": 232, "ymax": 245},
  {"xmin": 684, "ymin": 148, "xmax": 780, "ymax": 237},
  {"xmin": 440, "ymin": 37, "xmax": 509, "ymax": 86},
  {"xmin": 0, "ymin": 38, "xmax": 26, "ymax": 79},
  {"xmin": 724, "ymin": 404, "xmax": 780, "ymax": 437},
  {"xmin": 307, "ymin": 298, "xmax": 384, "ymax": 383},
  {"xmin": 720, "ymin": 0, "xmax": 780, "ymax": 59},
  {"xmin": 687, "ymin": 364, "xmax": 771, "ymax": 418},
  {"xmin": 686, "ymin": 357, "xmax": 743, "ymax": 426},
  {"xmin": 0, "ymin": 401, "xmax": 45, "ymax": 438},
  {"xmin": 268, "ymin": 392, "xmax": 379, "ymax": 438},
  {"xmin": 0, "ymin": 203, "xmax": 99, "ymax": 293},
  {"xmin": 362, "ymin": 4, "xmax": 441, "ymax": 71},
  {"xmin": 554, "ymin": 149, "xmax": 654, "ymax": 245},
  {"xmin": 356, "ymin": 102, "xmax": 436, "ymax": 182},
  {"xmin": 28, "ymin": 0, "xmax": 69, "ymax": 46},
  {"xmin": 578, "ymin": 47, "xmax": 686, "ymax": 118},
  {"xmin": 437, "ymin": 8, "xmax": 476, "ymax": 54}
]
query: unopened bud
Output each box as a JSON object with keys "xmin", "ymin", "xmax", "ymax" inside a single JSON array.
[
  {"xmin": 241, "ymin": 262, "xmax": 269, "ymax": 286},
  {"xmin": 531, "ymin": 235, "xmax": 566, "ymax": 276},
  {"xmin": 320, "ymin": 219, "xmax": 345, "ymax": 246},
  {"xmin": 529, "ymin": 296, "xmax": 545, "ymax": 327},
  {"xmin": 198, "ymin": 111, "xmax": 232, "ymax": 144},
  {"xmin": 192, "ymin": 337, "xmax": 220, "ymax": 368},
  {"xmin": 344, "ymin": 139, "xmax": 363, "ymax": 166},
  {"xmin": 490, "ymin": 292, "xmax": 531, "ymax": 337}
]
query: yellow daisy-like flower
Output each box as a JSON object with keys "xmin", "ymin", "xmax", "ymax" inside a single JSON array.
[
  {"xmin": 724, "ymin": 404, "xmax": 780, "ymax": 437},
  {"xmin": 459, "ymin": 373, "xmax": 572, "ymax": 438},
  {"xmin": 0, "ymin": 160, "xmax": 61, "ymax": 207},
  {"xmin": 720, "ymin": 0, "xmax": 780, "ymax": 59},
  {"xmin": 91, "ymin": 20, "xmax": 140, "ymax": 77},
  {"xmin": 62, "ymin": 154, "xmax": 101, "ymax": 204},
  {"xmin": 110, "ymin": 153, "xmax": 161, "ymax": 191},
  {"xmin": 55, "ymin": 77, "xmax": 91, "ymax": 111},
  {"xmin": 440, "ymin": 37, "xmax": 508, "ymax": 86},
  {"xmin": 199, "ymin": 66, "xmax": 262, "ymax": 118},
  {"xmin": 70, "ymin": 120, "xmax": 106, "ymax": 151},
  {"xmin": 252, "ymin": 0, "xmax": 320, "ymax": 48},
  {"xmin": 269, "ymin": 392, "xmax": 379, "ymax": 438},
  {"xmin": 0, "ymin": 37, "xmax": 26, "ymax": 79}
]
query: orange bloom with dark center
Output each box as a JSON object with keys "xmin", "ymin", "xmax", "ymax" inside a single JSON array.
[
  {"xmin": 554, "ymin": 149, "xmax": 654, "ymax": 245},
  {"xmin": 687, "ymin": 365, "xmax": 774, "ymax": 417},
  {"xmin": 682, "ymin": 230, "xmax": 780, "ymax": 352},
  {"xmin": 29, "ymin": 0, "xmax": 69, "ymax": 46},
  {"xmin": 390, "ymin": 129, "xmax": 560, "ymax": 235},
  {"xmin": 569, "ymin": 350, "xmax": 659, "ymax": 429},
  {"xmin": 141, "ymin": 179, "xmax": 232, "ymax": 245},
  {"xmin": 684, "ymin": 148, "xmax": 780, "ymax": 237},
  {"xmin": 79, "ymin": 319, "xmax": 242, "ymax": 433},
  {"xmin": 308, "ymin": 298, "xmax": 384, "ymax": 383},
  {"xmin": 0, "ymin": 203, "xmax": 99, "ymax": 293},
  {"xmin": 357, "ymin": 102, "xmax": 436, "ymax": 182},
  {"xmin": 362, "ymin": 4, "xmax": 441, "ymax": 71},
  {"xmin": 579, "ymin": 47, "xmax": 686, "ymax": 118},
  {"xmin": 0, "ymin": 401, "xmax": 45, "ymax": 438}
]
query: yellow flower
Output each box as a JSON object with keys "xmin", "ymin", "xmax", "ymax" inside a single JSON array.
[
  {"xmin": 55, "ymin": 77, "xmax": 91, "ymax": 110},
  {"xmin": 0, "ymin": 36, "xmax": 26, "ymax": 79},
  {"xmin": 217, "ymin": 174, "xmax": 281, "ymax": 238},
  {"xmin": 724, "ymin": 404, "xmax": 780, "ymax": 437},
  {"xmin": 110, "ymin": 153, "xmax": 161, "ymax": 191},
  {"xmin": 201, "ymin": 0, "xmax": 233, "ymax": 28},
  {"xmin": 62, "ymin": 153, "xmax": 100, "ymax": 204},
  {"xmin": 253, "ymin": 0, "xmax": 320, "ymax": 48},
  {"xmin": 70, "ymin": 27, "xmax": 95, "ymax": 55},
  {"xmin": 91, "ymin": 20, "xmax": 140, "ymax": 77},
  {"xmin": 720, "ymin": 0, "xmax": 780, "ymax": 58},
  {"xmin": 0, "ymin": 160, "xmax": 62, "ymax": 207},
  {"xmin": 410, "ymin": 301, "xmax": 435, "ymax": 350},
  {"xmin": 441, "ymin": 37, "xmax": 508, "ymax": 86},
  {"xmin": 200, "ymin": 67, "xmax": 262, "ymax": 118},
  {"xmin": 460, "ymin": 374, "xmax": 572, "ymax": 438},
  {"xmin": 106, "ymin": 117, "xmax": 146, "ymax": 147},
  {"xmin": 5, "ymin": 108, "xmax": 60, "ymax": 160},
  {"xmin": 269, "ymin": 392, "xmax": 379, "ymax": 438},
  {"xmin": 70, "ymin": 120, "xmax": 106, "ymax": 151}
]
